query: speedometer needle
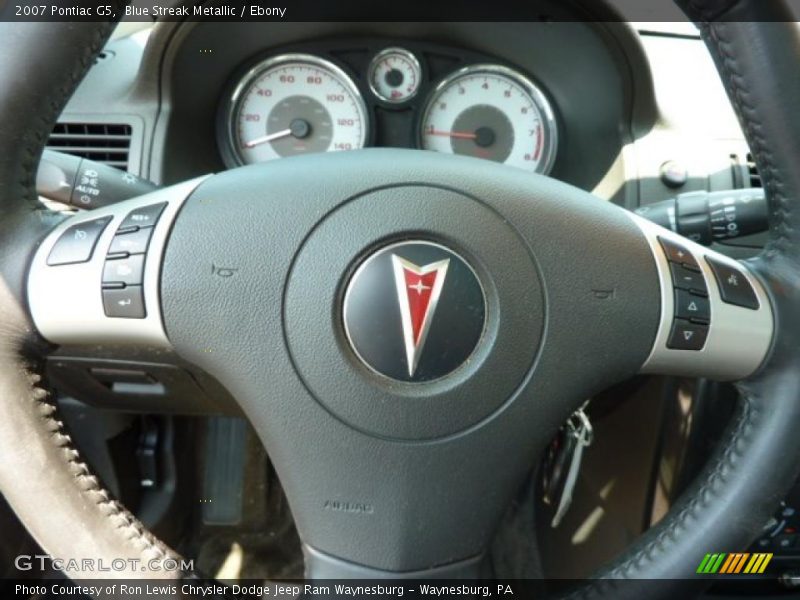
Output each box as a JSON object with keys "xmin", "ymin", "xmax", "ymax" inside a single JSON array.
[
  {"xmin": 425, "ymin": 129, "xmax": 478, "ymax": 140},
  {"xmin": 243, "ymin": 128, "xmax": 292, "ymax": 149}
]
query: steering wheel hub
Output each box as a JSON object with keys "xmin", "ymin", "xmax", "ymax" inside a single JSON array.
[
  {"xmin": 280, "ymin": 182, "xmax": 544, "ymax": 440},
  {"xmin": 343, "ymin": 239, "xmax": 487, "ymax": 383}
]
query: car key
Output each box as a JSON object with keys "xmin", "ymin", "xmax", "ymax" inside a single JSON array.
[
  {"xmin": 542, "ymin": 422, "xmax": 579, "ymax": 506},
  {"xmin": 547, "ymin": 406, "xmax": 593, "ymax": 528},
  {"xmin": 541, "ymin": 402, "xmax": 591, "ymax": 504}
]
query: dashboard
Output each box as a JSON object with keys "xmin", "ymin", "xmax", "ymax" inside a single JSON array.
[
  {"xmin": 52, "ymin": 18, "xmax": 757, "ymax": 241},
  {"xmin": 152, "ymin": 21, "xmax": 635, "ymax": 196},
  {"xmin": 216, "ymin": 42, "xmax": 558, "ymax": 174}
]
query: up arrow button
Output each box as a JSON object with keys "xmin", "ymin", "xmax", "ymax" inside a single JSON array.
[{"xmin": 675, "ymin": 289, "xmax": 710, "ymax": 322}]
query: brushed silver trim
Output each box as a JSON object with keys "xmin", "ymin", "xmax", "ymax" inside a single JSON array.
[
  {"xmin": 221, "ymin": 53, "xmax": 368, "ymax": 168},
  {"xmin": 628, "ymin": 212, "xmax": 774, "ymax": 380},
  {"xmin": 418, "ymin": 63, "xmax": 559, "ymax": 175},
  {"xmin": 27, "ymin": 177, "xmax": 208, "ymax": 347},
  {"xmin": 367, "ymin": 47, "xmax": 422, "ymax": 104}
]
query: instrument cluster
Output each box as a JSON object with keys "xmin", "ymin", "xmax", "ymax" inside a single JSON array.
[{"xmin": 217, "ymin": 41, "xmax": 558, "ymax": 175}]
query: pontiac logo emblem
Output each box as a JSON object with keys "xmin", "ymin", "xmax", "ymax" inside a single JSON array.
[
  {"xmin": 343, "ymin": 241, "xmax": 486, "ymax": 383},
  {"xmin": 391, "ymin": 256, "xmax": 450, "ymax": 377}
]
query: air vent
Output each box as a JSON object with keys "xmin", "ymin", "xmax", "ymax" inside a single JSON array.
[
  {"xmin": 47, "ymin": 123, "xmax": 132, "ymax": 170},
  {"xmin": 746, "ymin": 153, "xmax": 762, "ymax": 188}
]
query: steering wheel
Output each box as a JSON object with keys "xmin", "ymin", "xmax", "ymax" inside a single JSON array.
[{"xmin": 2, "ymin": 1, "xmax": 799, "ymax": 596}]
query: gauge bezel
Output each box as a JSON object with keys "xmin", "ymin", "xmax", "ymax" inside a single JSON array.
[
  {"xmin": 418, "ymin": 64, "xmax": 559, "ymax": 175},
  {"xmin": 219, "ymin": 53, "xmax": 369, "ymax": 168},
  {"xmin": 367, "ymin": 47, "xmax": 423, "ymax": 104}
]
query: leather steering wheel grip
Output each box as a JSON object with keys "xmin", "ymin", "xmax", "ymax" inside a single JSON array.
[
  {"xmin": 0, "ymin": 20, "xmax": 181, "ymax": 579},
  {"xmin": 573, "ymin": 2, "xmax": 800, "ymax": 596}
]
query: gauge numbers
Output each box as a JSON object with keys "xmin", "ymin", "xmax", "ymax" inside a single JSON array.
[
  {"xmin": 225, "ymin": 54, "xmax": 368, "ymax": 166},
  {"xmin": 420, "ymin": 65, "xmax": 557, "ymax": 174}
]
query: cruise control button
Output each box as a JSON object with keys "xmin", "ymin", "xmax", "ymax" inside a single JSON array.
[
  {"xmin": 102, "ymin": 254, "xmax": 145, "ymax": 286},
  {"xmin": 667, "ymin": 319, "xmax": 709, "ymax": 350},
  {"xmin": 108, "ymin": 226, "xmax": 154, "ymax": 255},
  {"xmin": 669, "ymin": 262, "xmax": 708, "ymax": 295},
  {"xmin": 102, "ymin": 286, "xmax": 145, "ymax": 318},
  {"xmin": 675, "ymin": 289, "xmax": 710, "ymax": 322},
  {"xmin": 705, "ymin": 256, "xmax": 760, "ymax": 310},
  {"xmin": 120, "ymin": 202, "xmax": 166, "ymax": 229},
  {"xmin": 46, "ymin": 216, "xmax": 112, "ymax": 266},
  {"xmin": 658, "ymin": 236, "xmax": 700, "ymax": 271}
]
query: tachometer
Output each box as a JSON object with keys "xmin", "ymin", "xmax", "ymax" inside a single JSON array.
[
  {"xmin": 419, "ymin": 65, "xmax": 557, "ymax": 174},
  {"xmin": 222, "ymin": 54, "xmax": 368, "ymax": 166}
]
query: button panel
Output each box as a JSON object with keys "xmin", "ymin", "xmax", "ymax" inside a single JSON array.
[
  {"xmin": 624, "ymin": 213, "xmax": 773, "ymax": 379},
  {"xmin": 658, "ymin": 237, "xmax": 710, "ymax": 351},
  {"xmin": 28, "ymin": 176, "xmax": 207, "ymax": 346},
  {"xmin": 102, "ymin": 203, "xmax": 166, "ymax": 319},
  {"xmin": 46, "ymin": 217, "xmax": 112, "ymax": 266}
]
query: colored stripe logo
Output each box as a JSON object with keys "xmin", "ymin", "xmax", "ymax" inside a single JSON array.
[{"xmin": 697, "ymin": 553, "xmax": 773, "ymax": 574}]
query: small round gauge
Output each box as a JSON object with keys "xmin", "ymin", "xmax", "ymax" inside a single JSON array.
[
  {"xmin": 419, "ymin": 65, "xmax": 557, "ymax": 174},
  {"xmin": 223, "ymin": 54, "xmax": 368, "ymax": 166},
  {"xmin": 368, "ymin": 47, "xmax": 422, "ymax": 104}
]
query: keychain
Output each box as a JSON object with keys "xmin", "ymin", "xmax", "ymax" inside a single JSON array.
[{"xmin": 541, "ymin": 402, "xmax": 594, "ymax": 527}]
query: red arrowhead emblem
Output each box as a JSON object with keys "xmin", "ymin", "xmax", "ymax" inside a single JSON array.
[{"xmin": 391, "ymin": 255, "xmax": 450, "ymax": 377}]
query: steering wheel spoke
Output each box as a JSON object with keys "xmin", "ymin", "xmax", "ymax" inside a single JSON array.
[
  {"xmin": 630, "ymin": 213, "xmax": 774, "ymax": 381},
  {"xmin": 28, "ymin": 177, "xmax": 207, "ymax": 347}
]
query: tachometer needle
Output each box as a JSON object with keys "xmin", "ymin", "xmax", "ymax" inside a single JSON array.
[
  {"xmin": 243, "ymin": 128, "xmax": 292, "ymax": 149},
  {"xmin": 425, "ymin": 129, "xmax": 478, "ymax": 140}
]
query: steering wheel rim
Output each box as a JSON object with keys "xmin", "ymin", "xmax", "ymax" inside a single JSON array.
[
  {"xmin": 1, "ymin": 3, "xmax": 799, "ymax": 597},
  {"xmin": 0, "ymin": 19, "xmax": 182, "ymax": 579}
]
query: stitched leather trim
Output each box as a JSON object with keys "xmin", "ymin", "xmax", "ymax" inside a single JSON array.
[
  {"xmin": 566, "ymin": 402, "xmax": 756, "ymax": 598},
  {"xmin": 15, "ymin": 23, "xmax": 111, "ymax": 212},
  {"xmin": 572, "ymin": 8, "xmax": 800, "ymax": 597},
  {"xmin": 705, "ymin": 21, "xmax": 792, "ymax": 256},
  {"xmin": 30, "ymin": 371, "xmax": 178, "ymax": 561},
  {"xmin": 22, "ymin": 18, "xmax": 185, "ymax": 569},
  {"xmin": 0, "ymin": 15, "xmax": 183, "ymax": 577}
]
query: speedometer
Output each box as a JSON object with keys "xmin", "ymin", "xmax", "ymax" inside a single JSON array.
[
  {"xmin": 221, "ymin": 54, "xmax": 368, "ymax": 167},
  {"xmin": 419, "ymin": 65, "xmax": 557, "ymax": 174}
]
